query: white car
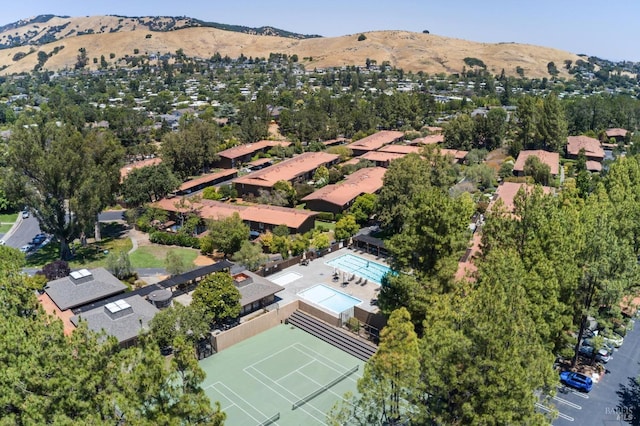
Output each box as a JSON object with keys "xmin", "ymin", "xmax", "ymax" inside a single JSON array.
[
  {"xmin": 19, "ymin": 244, "xmax": 33, "ymax": 253},
  {"xmin": 601, "ymin": 332, "xmax": 624, "ymax": 348},
  {"xmin": 0, "ymin": 239, "xmax": 5, "ymax": 245}
]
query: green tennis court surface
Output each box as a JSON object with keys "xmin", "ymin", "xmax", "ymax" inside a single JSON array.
[{"xmin": 200, "ymin": 324, "xmax": 365, "ymax": 425}]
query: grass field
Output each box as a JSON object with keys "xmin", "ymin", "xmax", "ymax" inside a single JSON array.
[
  {"xmin": 200, "ymin": 324, "xmax": 364, "ymax": 426},
  {"xmin": 0, "ymin": 212, "xmax": 18, "ymax": 223},
  {"xmin": 0, "ymin": 224, "xmax": 11, "ymax": 233},
  {"xmin": 129, "ymin": 245, "xmax": 199, "ymax": 269}
]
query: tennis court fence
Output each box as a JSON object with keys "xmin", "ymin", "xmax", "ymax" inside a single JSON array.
[{"xmin": 291, "ymin": 365, "xmax": 359, "ymax": 410}]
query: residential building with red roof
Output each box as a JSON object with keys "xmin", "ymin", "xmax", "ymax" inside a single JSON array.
[
  {"xmin": 490, "ymin": 182, "xmax": 553, "ymax": 213},
  {"xmin": 176, "ymin": 169, "xmax": 238, "ymax": 195},
  {"xmin": 439, "ymin": 149, "xmax": 469, "ymax": 164},
  {"xmin": 302, "ymin": 167, "xmax": 387, "ymax": 214},
  {"xmin": 605, "ymin": 128, "xmax": 628, "ymax": 143},
  {"xmin": 348, "ymin": 130, "xmax": 405, "ymax": 156},
  {"xmin": 410, "ymin": 134, "xmax": 444, "ymax": 145},
  {"xmin": 359, "ymin": 151, "xmax": 405, "ymax": 167},
  {"xmin": 119, "ymin": 157, "xmax": 162, "ymax": 181},
  {"xmin": 215, "ymin": 140, "xmax": 291, "ymax": 169},
  {"xmin": 232, "ymin": 152, "xmax": 340, "ymax": 196},
  {"xmin": 513, "ymin": 150, "xmax": 560, "ymax": 176},
  {"xmin": 377, "ymin": 145, "xmax": 422, "ymax": 155},
  {"xmin": 566, "ymin": 136, "xmax": 605, "ymax": 162},
  {"xmin": 154, "ymin": 197, "xmax": 317, "ymax": 234}
]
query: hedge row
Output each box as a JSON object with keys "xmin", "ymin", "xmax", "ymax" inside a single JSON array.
[{"xmin": 149, "ymin": 231, "xmax": 201, "ymax": 249}]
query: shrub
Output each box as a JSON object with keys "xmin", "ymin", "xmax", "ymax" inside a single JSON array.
[
  {"xmin": 150, "ymin": 231, "xmax": 201, "ymax": 249},
  {"xmin": 357, "ymin": 34, "xmax": 367, "ymax": 41},
  {"xmin": 317, "ymin": 212, "xmax": 334, "ymax": 222}
]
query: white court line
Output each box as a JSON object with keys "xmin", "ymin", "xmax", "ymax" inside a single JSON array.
[
  {"xmin": 206, "ymin": 381, "xmax": 266, "ymax": 424},
  {"xmin": 553, "ymin": 396, "xmax": 582, "ymax": 410},
  {"xmin": 245, "ymin": 343, "xmax": 306, "ymax": 371},
  {"xmin": 536, "ymin": 403, "xmax": 574, "ymax": 422},
  {"xmin": 275, "ymin": 359, "xmax": 317, "ymax": 384},
  {"xmin": 293, "ymin": 343, "xmax": 363, "ymax": 384},
  {"xmin": 244, "ymin": 366, "xmax": 327, "ymax": 424}
]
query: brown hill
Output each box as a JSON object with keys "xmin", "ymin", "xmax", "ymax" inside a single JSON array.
[{"xmin": 1, "ymin": 25, "xmax": 582, "ymax": 78}]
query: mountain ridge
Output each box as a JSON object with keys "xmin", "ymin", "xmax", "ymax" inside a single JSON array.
[{"xmin": 0, "ymin": 15, "xmax": 584, "ymax": 78}]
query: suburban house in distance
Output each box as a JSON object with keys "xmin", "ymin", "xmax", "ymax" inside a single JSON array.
[
  {"xmin": 605, "ymin": 128, "xmax": 628, "ymax": 143},
  {"xmin": 175, "ymin": 169, "xmax": 238, "ymax": 195},
  {"xmin": 232, "ymin": 152, "xmax": 340, "ymax": 197},
  {"xmin": 439, "ymin": 148, "xmax": 469, "ymax": 164},
  {"xmin": 513, "ymin": 150, "xmax": 560, "ymax": 177},
  {"xmin": 302, "ymin": 167, "xmax": 387, "ymax": 214},
  {"xmin": 491, "ymin": 181, "xmax": 554, "ymax": 212},
  {"xmin": 347, "ymin": 130, "xmax": 405, "ymax": 156},
  {"xmin": 120, "ymin": 157, "xmax": 162, "ymax": 181},
  {"xmin": 566, "ymin": 135, "xmax": 606, "ymax": 163},
  {"xmin": 154, "ymin": 197, "xmax": 318, "ymax": 234},
  {"xmin": 359, "ymin": 151, "xmax": 405, "ymax": 168},
  {"xmin": 215, "ymin": 140, "xmax": 291, "ymax": 169}
]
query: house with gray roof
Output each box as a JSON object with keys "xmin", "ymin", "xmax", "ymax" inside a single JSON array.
[
  {"xmin": 70, "ymin": 295, "xmax": 159, "ymax": 347},
  {"xmin": 233, "ymin": 271, "xmax": 284, "ymax": 316},
  {"xmin": 44, "ymin": 268, "xmax": 127, "ymax": 311}
]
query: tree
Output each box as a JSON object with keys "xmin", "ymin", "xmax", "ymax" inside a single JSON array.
[
  {"xmin": 312, "ymin": 233, "xmax": 330, "ymax": 251},
  {"xmin": 523, "ymin": 155, "xmax": 551, "ymax": 186},
  {"xmin": 231, "ymin": 240, "xmax": 267, "ymax": 271},
  {"xmin": 313, "ymin": 165, "xmax": 329, "ymax": 187},
  {"xmin": 514, "ymin": 96, "xmax": 540, "ymax": 153},
  {"xmin": 538, "ymin": 93, "xmax": 568, "ymax": 152},
  {"xmin": 192, "ymin": 272, "xmax": 241, "ymax": 325},
  {"xmin": 272, "ymin": 180, "xmax": 297, "ymax": 207},
  {"xmin": 149, "ymin": 303, "xmax": 210, "ymax": 350},
  {"xmin": 334, "ymin": 214, "xmax": 360, "ymax": 241},
  {"xmin": 40, "ymin": 260, "xmax": 70, "ymax": 280},
  {"xmin": 203, "ymin": 212, "xmax": 249, "ymax": 256},
  {"xmin": 443, "ymin": 114, "xmax": 475, "ymax": 150},
  {"xmin": 357, "ymin": 34, "xmax": 367, "ymax": 41},
  {"xmin": 349, "ymin": 193, "xmax": 377, "ymax": 225},
  {"xmin": 5, "ymin": 119, "xmax": 123, "ymax": 259},
  {"xmin": 165, "ymin": 250, "xmax": 190, "ymax": 276},
  {"xmin": 106, "ymin": 250, "xmax": 134, "ymax": 280},
  {"xmin": 161, "ymin": 119, "xmax": 222, "ymax": 180},
  {"xmin": 328, "ymin": 308, "xmax": 421, "ymax": 425}
]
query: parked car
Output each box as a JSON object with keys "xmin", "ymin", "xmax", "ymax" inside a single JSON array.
[
  {"xmin": 578, "ymin": 344, "xmax": 611, "ymax": 363},
  {"xmin": 32, "ymin": 234, "xmax": 46, "ymax": 245},
  {"xmin": 583, "ymin": 338, "xmax": 615, "ymax": 353},
  {"xmin": 0, "ymin": 239, "xmax": 4, "ymax": 245},
  {"xmin": 19, "ymin": 244, "xmax": 33, "ymax": 253},
  {"xmin": 601, "ymin": 331, "xmax": 624, "ymax": 348},
  {"xmin": 22, "ymin": 210, "xmax": 29, "ymax": 219},
  {"xmin": 560, "ymin": 371, "xmax": 593, "ymax": 392}
]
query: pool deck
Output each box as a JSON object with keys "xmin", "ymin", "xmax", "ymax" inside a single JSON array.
[{"xmin": 269, "ymin": 247, "xmax": 386, "ymax": 314}]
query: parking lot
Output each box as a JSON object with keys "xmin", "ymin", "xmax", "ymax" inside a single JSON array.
[{"xmin": 548, "ymin": 319, "xmax": 639, "ymax": 425}]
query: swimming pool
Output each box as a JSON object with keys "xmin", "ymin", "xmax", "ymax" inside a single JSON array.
[
  {"xmin": 298, "ymin": 284, "xmax": 363, "ymax": 314},
  {"xmin": 326, "ymin": 254, "xmax": 392, "ymax": 284}
]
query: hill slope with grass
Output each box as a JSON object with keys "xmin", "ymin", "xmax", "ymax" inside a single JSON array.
[{"xmin": 0, "ymin": 15, "xmax": 582, "ymax": 78}]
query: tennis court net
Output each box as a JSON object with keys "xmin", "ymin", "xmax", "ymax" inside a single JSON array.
[{"xmin": 291, "ymin": 365, "xmax": 359, "ymax": 410}]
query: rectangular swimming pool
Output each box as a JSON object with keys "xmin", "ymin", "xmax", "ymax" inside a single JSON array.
[
  {"xmin": 298, "ymin": 284, "xmax": 362, "ymax": 314},
  {"xmin": 326, "ymin": 254, "xmax": 392, "ymax": 284}
]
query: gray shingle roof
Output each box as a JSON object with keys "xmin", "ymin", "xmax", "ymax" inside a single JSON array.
[
  {"xmin": 237, "ymin": 271, "xmax": 284, "ymax": 306},
  {"xmin": 70, "ymin": 294, "xmax": 159, "ymax": 344},
  {"xmin": 44, "ymin": 267, "xmax": 127, "ymax": 311}
]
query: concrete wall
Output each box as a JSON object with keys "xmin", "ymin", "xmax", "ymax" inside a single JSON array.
[
  {"xmin": 298, "ymin": 300, "xmax": 341, "ymax": 327},
  {"xmin": 354, "ymin": 306, "xmax": 387, "ymax": 331},
  {"xmin": 212, "ymin": 300, "xmax": 299, "ymax": 352}
]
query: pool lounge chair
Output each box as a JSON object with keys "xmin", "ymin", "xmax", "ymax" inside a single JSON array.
[{"xmin": 362, "ymin": 279, "xmax": 368, "ymax": 286}]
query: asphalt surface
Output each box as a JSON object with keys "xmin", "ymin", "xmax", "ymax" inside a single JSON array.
[
  {"xmin": 4, "ymin": 215, "xmax": 42, "ymax": 249},
  {"xmin": 551, "ymin": 319, "xmax": 640, "ymax": 425}
]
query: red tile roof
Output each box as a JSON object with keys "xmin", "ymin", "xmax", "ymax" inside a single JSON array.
[
  {"xmin": 360, "ymin": 151, "xmax": 406, "ymax": 163},
  {"xmin": 513, "ymin": 150, "xmax": 560, "ymax": 175},
  {"xmin": 605, "ymin": 128, "xmax": 628, "ymax": 138},
  {"xmin": 232, "ymin": 152, "xmax": 340, "ymax": 188},
  {"xmin": 377, "ymin": 145, "xmax": 422, "ymax": 154},
  {"xmin": 154, "ymin": 197, "xmax": 317, "ymax": 230},
  {"xmin": 440, "ymin": 148, "xmax": 469, "ymax": 162},
  {"xmin": 410, "ymin": 134, "xmax": 444, "ymax": 145},
  {"xmin": 566, "ymin": 136, "xmax": 605, "ymax": 160},
  {"xmin": 120, "ymin": 158, "xmax": 162, "ymax": 180},
  {"xmin": 322, "ymin": 137, "xmax": 350, "ymax": 146},
  {"xmin": 347, "ymin": 130, "xmax": 405, "ymax": 152},
  {"xmin": 491, "ymin": 182, "xmax": 553, "ymax": 212},
  {"xmin": 179, "ymin": 169, "xmax": 238, "ymax": 192},
  {"xmin": 217, "ymin": 140, "xmax": 291, "ymax": 160},
  {"xmin": 585, "ymin": 160, "xmax": 603, "ymax": 172},
  {"xmin": 302, "ymin": 167, "xmax": 387, "ymax": 207}
]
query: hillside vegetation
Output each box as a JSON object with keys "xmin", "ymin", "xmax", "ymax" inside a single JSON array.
[{"xmin": 0, "ymin": 15, "xmax": 582, "ymax": 78}]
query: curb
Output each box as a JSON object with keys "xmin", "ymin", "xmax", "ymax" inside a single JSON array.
[{"xmin": 1, "ymin": 215, "xmax": 23, "ymax": 242}]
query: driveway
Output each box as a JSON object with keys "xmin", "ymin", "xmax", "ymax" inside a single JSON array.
[{"xmin": 551, "ymin": 319, "xmax": 639, "ymax": 425}]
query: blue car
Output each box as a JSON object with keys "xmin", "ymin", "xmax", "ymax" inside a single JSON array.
[{"xmin": 560, "ymin": 371, "xmax": 593, "ymax": 392}]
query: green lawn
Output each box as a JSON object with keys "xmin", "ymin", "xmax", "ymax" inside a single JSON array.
[
  {"xmin": 26, "ymin": 223, "xmax": 132, "ymax": 268},
  {"xmin": 315, "ymin": 220, "xmax": 335, "ymax": 231},
  {"xmin": 0, "ymin": 224, "xmax": 12, "ymax": 233},
  {"xmin": 0, "ymin": 212, "xmax": 18, "ymax": 223},
  {"xmin": 129, "ymin": 245, "xmax": 199, "ymax": 269}
]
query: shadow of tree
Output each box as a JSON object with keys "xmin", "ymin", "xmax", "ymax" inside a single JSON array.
[{"xmin": 616, "ymin": 377, "xmax": 640, "ymax": 425}]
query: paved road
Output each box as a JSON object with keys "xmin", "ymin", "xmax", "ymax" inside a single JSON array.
[
  {"xmin": 4, "ymin": 216, "xmax": 42, "ymax": 249},
  {"xmin": 98, "ymin": 210, "xmax": 125, "ymax": 222},
  {"xmin": 551, "ymin": 319, "xmax": 640, "ymax": 425}
]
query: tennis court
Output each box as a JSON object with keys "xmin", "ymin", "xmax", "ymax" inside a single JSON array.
[{"xmin": 200, "ymin": 324, "xmax": 364, "ymax": 425}]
